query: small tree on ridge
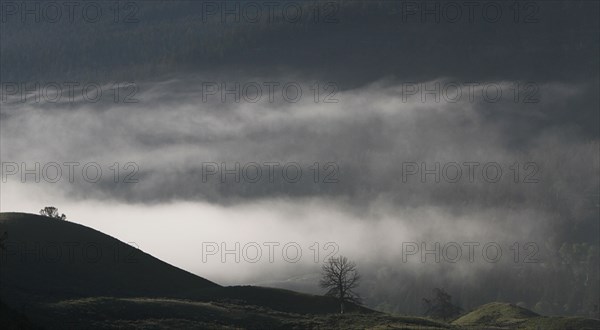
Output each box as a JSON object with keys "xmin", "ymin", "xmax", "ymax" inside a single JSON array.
[
  {"xmin": 40, "ymin": 206, "xmax": 66, "ymax": 220},
  {"xmin": 320, "ymin": 255, "xmax": 361, "ymax": 314}
]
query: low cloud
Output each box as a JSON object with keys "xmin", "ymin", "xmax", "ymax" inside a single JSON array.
[{"xmin": 1, "ymin": 76, "xmax": 598, "ymax": 313}]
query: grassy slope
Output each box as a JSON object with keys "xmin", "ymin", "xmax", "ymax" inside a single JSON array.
[
  {"xmin": 0, "ymin": 212, "xmax": 218, "ymax": 303},
  {"xmin": 0, "ymin": 213, "xmax": 368, "ymax": 314},
  {"xmin": 453, "ymin": 302, "xmax": 600, "ymax": 330},
  {"xmin": 1, "ymin": 212, "xmax": 451, "ymax": 329},
  {"xmin": 3, "ymin": 213, "xmax": 597, "ymax": 329},
  {"xmin": 37, "ymin": 297, "xmax": 451, "ymax": 330}
]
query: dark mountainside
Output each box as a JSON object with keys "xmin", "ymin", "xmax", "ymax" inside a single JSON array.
[
  {"xmin": 1, "ymin": 213, "xmax": 598, "ymax": 329},
  {"xmin": 0, "ymin": 213, "xmax": 218, "ymax": 303},
  {"xmin": 0, "ymin": 213, "xmax": 375, "ymax": 328}
]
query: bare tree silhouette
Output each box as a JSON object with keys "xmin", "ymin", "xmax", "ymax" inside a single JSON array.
[{"xmin": 320, "ymin": 255, "xmax": 361, "ymax": 314}]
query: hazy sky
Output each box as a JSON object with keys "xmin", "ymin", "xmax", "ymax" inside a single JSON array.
[{"xmin": 1, "ymin": 0, "xmax": 598, "ymax": 313}]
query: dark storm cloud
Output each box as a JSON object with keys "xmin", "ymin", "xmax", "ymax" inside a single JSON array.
[{"xmin": 1, "ymin": 1, "xmax": 598, "ymax": 85}]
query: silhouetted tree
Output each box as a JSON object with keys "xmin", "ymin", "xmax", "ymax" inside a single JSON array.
[
  {"xmin": 40, "ymin": 207, "xmax": 66, "ymax": 220},
  {"xmin": 320, "ymin": 255, "xmax": 361, "ymax": 314},
  {"xmin": 423, "ymin": 288, "xmax": 462, "ymax": 320}
]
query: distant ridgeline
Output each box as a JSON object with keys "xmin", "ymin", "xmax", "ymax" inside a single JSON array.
[{"xmin": 0, "ymin": 1, "xmax": 597, "ymax": 84}]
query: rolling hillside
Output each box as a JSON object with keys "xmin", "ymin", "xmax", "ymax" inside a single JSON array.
[
  {"xmin": 0, "ymin": 212, "xmax": 386, "ymax": 328},
  {"xmin": 1, "ymin": 213, "xmax": 597, "ymax": 329},
  {"xmin": 0, "ymin": 212, "xmax": 218, "ymax": 305},
  {"xmin": 453, "ymin": 302, "xmax": 600, "ymax": 330}
]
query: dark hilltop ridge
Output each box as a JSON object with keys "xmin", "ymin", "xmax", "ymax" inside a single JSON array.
[{"xmin": 1, "ymin": 212, "xmax": 598, "ymax": 329}]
